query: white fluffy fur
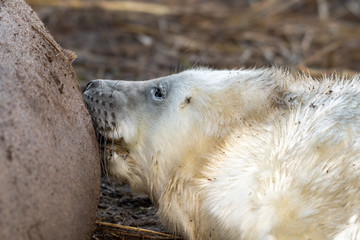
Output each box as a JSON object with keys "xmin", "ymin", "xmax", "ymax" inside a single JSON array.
[{"xmin": 102, "ymin": 68, "xmax": 360, "ymax": 240}]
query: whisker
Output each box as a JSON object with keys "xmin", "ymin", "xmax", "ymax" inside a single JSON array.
[
  {"xmin": 172, "ymin": 38, "xmax": 197, "ymax": 74},
  {"xmin": 115, "ymin": 127, "xmax": 126, "ymax": 159},
  {"xmin": 192, "ymin": 55, "xmax": 203, "ymax": 69},
  {"xmin": 103, "ymin": 121, "xmax": 109, "ymax": 170},
  {"xmin": 96, "ymin": 126, "xmax": 106, "ymax": 175},
  {"xmin": 110, "ymin": 80, "xmax": 120, "ymax": 97},
  {"xmin": 97, "ymin": 81, "xmax": 111, "ymax": 180},
  {"xmin": 111, "ymin": 134, "xmax": 114, "ymax": 164}
]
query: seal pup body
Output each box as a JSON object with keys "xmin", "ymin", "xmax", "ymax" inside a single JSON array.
[{"xmin": 83, "ymin": 68, "xmax": 360, "ymax": 240}]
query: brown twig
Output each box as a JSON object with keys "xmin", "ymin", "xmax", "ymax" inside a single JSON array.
[
  {"xmin": 31, "ymin": 25, "xmax": 77, "ymax": 78},
  {"xmin": 27, "ymin": 0, "xmax": 178, "ymax": 15},
  {"xmin": 96, "ymin": 221, "xmax": 182, "ymax": 239}
]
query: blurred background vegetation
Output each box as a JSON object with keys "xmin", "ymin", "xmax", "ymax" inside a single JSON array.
[
  {"xmin": 26, "ymin": 0, "xmax": 360, "ymax": 239},
  {"xmin": 28, "ymin": 0, "xmax": 359, "ymax": 85}
]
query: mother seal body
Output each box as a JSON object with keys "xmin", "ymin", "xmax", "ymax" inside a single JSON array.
[{"xmin": 83, "ymin": 68, "xmax": 360, "ymax": 240}]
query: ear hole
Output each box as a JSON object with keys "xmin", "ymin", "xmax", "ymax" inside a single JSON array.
[{"xmin": 185, "ymin": 96, "xmax": 191, "ymax": 104}]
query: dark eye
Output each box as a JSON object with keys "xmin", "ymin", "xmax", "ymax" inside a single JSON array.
[{"xmin": 151, "ymin": 85, "xmax": 166, "ymax": 101}]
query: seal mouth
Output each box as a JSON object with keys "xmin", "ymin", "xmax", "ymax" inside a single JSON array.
[
  {"xmin": 97, "ymin": 133, "xmax": 129, "ymax": 159},
  {"xmin": 98, "ymin": 134, "xmax": 123, "ymax": 146}
]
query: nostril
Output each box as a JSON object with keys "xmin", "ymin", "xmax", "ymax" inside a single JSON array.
[{"xmin": 83, "ymin": 80, "xmax": 101, "ymax": 93}]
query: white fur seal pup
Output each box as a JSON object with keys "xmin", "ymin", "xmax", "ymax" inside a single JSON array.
[{"xmin": 83, "ymin": 68, "xmax": 360, "ymax": 240}]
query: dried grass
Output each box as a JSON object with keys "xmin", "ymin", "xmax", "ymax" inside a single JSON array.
[
  {"xmin": 94, "ymin": 221, "xmax": 181, "ymax": 240},
  {"xmin": 27, "ymin": 0, "xmax": 360, "ymax": 82}
]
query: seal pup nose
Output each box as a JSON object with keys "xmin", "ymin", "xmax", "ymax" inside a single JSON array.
[{"xmin": 83, "ymin": 80, "xmax": 102, "ymax": 92}]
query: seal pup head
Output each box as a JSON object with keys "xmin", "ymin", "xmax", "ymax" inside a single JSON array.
[{"xmin": 83, "ymin": 68, "xmax": 283, "ymax": 199}]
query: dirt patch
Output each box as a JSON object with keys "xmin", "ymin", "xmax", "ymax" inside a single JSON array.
[{"xmin": 92, "ymin": 177, "xmax": 179, "ymax": 239}]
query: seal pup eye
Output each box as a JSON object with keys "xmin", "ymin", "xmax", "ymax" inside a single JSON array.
[{"xmin": 151, "ymin": 85, "xmax": 167, "ymax": 101}]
